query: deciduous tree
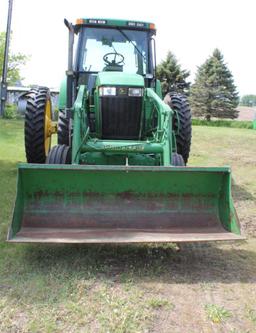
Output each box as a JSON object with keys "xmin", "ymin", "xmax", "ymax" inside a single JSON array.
[{"xmin": 0, "ymin": 32, "xmax": 28, "ymax": 85}]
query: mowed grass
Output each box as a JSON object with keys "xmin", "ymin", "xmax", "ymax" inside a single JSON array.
[{"xmin": 0, "ymin": 119, "xmax": 256, "ymax": 333}]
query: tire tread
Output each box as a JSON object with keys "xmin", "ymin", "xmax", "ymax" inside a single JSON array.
[{"xmin": 25, "ymin": 87, "xmax": 51, "ymax": 163}]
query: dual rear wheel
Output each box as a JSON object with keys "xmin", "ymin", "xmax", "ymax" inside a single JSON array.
[
  {"xmin": 25, "ymin": 87, "xmax": 55, "ymax": 163},
  {"xmin": 164, "ymin": 92, "xmax": 192, "ymax": 165}
]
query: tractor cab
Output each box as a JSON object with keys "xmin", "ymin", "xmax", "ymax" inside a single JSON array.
[
  {"xmin": 68, "ymin": 19, "xmax": 158, "ymax": 141},
  {"xmin": 74, "ymin": 19, "xmax": 156, "ymax": 88}
]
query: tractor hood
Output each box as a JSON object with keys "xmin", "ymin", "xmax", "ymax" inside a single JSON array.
[{"xmin": 96, "ymin": 72, "xmax": 144, "ymax": 87}]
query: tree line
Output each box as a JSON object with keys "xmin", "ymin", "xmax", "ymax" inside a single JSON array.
[
  {"xmin": 240, "ymin": 95, "xmax": 256, "ymax": 107},
  {"xmin": 156, "ymin": 49, "xmax": 240, "ymax": 120}
]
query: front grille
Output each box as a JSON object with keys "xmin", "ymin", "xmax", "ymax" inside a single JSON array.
[{"xmin": 100, "ymin": 95, "xmax": 143, "ymax": 140}]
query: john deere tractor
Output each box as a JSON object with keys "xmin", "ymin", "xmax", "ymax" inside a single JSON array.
[{"xmin": 8, "ymin": 18, "xmax": 243, "ymax": 243}]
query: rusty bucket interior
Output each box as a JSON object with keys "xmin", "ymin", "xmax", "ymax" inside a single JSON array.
[{"xmin": 8, "ymin": 164, "xmax": 243, "ymax": 243}]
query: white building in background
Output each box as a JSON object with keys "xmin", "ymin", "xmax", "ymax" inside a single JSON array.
[{"xmin": 7, "ymin": 86, "xmax": 59, "ymax": 116}]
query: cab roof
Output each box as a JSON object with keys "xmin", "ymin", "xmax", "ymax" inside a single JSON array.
[{"xmin": 75, "ymin": 18, "xmax": 156, "ymax": 32}]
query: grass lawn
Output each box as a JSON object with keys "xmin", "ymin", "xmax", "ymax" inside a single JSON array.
[{"xmin": 0, "ymin": 119, "xmax": 256, "ymax": 333}]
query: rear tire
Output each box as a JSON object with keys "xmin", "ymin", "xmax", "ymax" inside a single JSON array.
[
  {"xmin": 46, "ymin": 144, "xmax": 71, "ymax": 164},
  {"xmin": 25, "ymin": 87, "xmax": 52, "ymax": 163},
  {"xmin": 58, "ymin": 109, "xmax": 69, "ymax": 145},
  {"xmin": 164, "ymin": 93, "xmax": 192, "ymax": 164},
  {"xmin": 172, "ymin": 153, "xmax": 185, "ymax": 166}
]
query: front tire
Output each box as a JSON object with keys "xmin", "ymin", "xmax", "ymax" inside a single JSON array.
[
  {"xmin": 46, "ymin": 144, "xmax": 71, "ymax": 164},
  {"xmin": 172, "ymin": 153, "xmax": 185, "ymax": 166},
  {"xmin": 25, "ymin": 87, "xmax": 52, "ymax": 163}
]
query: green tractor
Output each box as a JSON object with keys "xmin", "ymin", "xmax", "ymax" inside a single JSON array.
[{"xmin": 8, "ymin": 18, "xmax": 243, "ymax": 243}]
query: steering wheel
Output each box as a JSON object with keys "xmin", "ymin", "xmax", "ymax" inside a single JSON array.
[{"xmin": 103, "ymin": 52, "xmax": 125, "ymax": 66}]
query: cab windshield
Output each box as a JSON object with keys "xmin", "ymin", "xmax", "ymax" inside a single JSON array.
[{"xmin": 78, "ymin": 27, "xmax": 149, "ymax": 75}]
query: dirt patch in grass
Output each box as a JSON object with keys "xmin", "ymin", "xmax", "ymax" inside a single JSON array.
[{"xmin": 1, "ymin": 241, "xmax": 256, "ymax": 332}]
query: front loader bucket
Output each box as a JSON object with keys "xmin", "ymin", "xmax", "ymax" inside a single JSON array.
[{"xmin": 8, "ymin": 164, "xmax": 243, "ymax": 243}]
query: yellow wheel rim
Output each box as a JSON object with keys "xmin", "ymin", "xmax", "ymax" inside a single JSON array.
[{"xmin": 44, "ymin": 99, "xmax": 52, "ymax": 155}]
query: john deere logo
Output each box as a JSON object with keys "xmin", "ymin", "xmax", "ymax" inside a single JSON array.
[{"xmin": 118, "ymin": 88, "xmax": 127, "ymax": 95}]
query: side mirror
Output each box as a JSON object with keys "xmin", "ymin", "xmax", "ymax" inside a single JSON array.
[{"xmin": 64, "ymin": 18, "xmax": 74, "ymax": 32}]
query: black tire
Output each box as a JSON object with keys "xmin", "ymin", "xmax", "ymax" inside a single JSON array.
[
  {"xmin": 58, "ymin": 109, "xmax": 69, "ymax": 145},
  {"xmin": 46, "ymin": 144, "xmax": 71, "ymax": 164},
  {"xmin": 164, "ymin": 93, "xmax": 192, "ymax": 164},
  {"xmin": 25, "ymin": 87, "xmax": 52, "ymax": 163},
  {"xmin": 172, "ymin": 153, "xmax": 185, "ymax": 166}
]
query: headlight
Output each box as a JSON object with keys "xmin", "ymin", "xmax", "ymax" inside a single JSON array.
[
  {"xmin": 99, "ymin": 87, "xmax": 116, "ymax": 96},
  {"xmin": 128, "ymin": 88, "xmax": 143, "ymax": 97}
]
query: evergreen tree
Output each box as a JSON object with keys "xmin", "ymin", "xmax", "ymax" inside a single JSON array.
[
  {"xmin": 156, "ymin": 51, "xmax": 190, "ymax": 95},
  {"xmin": 190, "ymin": 49, "xmax": 239, "ymax": 120}
]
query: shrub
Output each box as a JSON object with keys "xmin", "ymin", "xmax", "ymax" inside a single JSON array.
[
  {"xmin": 3, "ymin": 104, "xmax": 18, "ymax": 119},
  {"xmin": 192, "ymin": 118, "xmax": 253, "ymax": 129}
]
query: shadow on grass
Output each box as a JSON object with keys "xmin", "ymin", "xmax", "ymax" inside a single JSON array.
[
  {"xmin": 232, "ymin": 178, "xmax": 255, "ymax": 201},
  {"xmin": 6, "ymin": 241, "xmax": 253, "ymax": 286}
]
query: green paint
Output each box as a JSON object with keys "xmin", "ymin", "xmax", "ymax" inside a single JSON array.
[
  {"xmin": 8, "ymin": 164, "xmax": 241, "ymax": 241},
  {"xmin": 58, "ymin": 78, "xmax": 67, "ymax": 109},
  {"xmin": 72, "ymin": 85, "xmax": 86, "ymax": 164},
  {"xmin": 145, "ymin": 88, "xmax": 172, "ymax": 165},
  {"xmin": 81, "ymin": 140, "xmax": 163, "ymax": 154},
  {"xmin": 96, "ymin": 72, "xmax": 144, "ymax": 87},
  {"xmin": 155, "ymin": 79, "xmax": 163, "ymax": 98},
  {"xmin": 80, "ymin": 152, "xmax": 159, "ymax": 166},
  {"xmin": 76, "ymin": 18, "xmax": 156, "ymax": 31}
]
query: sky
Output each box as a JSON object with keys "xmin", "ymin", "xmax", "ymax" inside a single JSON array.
[{"xmin": 0, "ymin": 0, "xmax": 255, "ymax": 96}]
